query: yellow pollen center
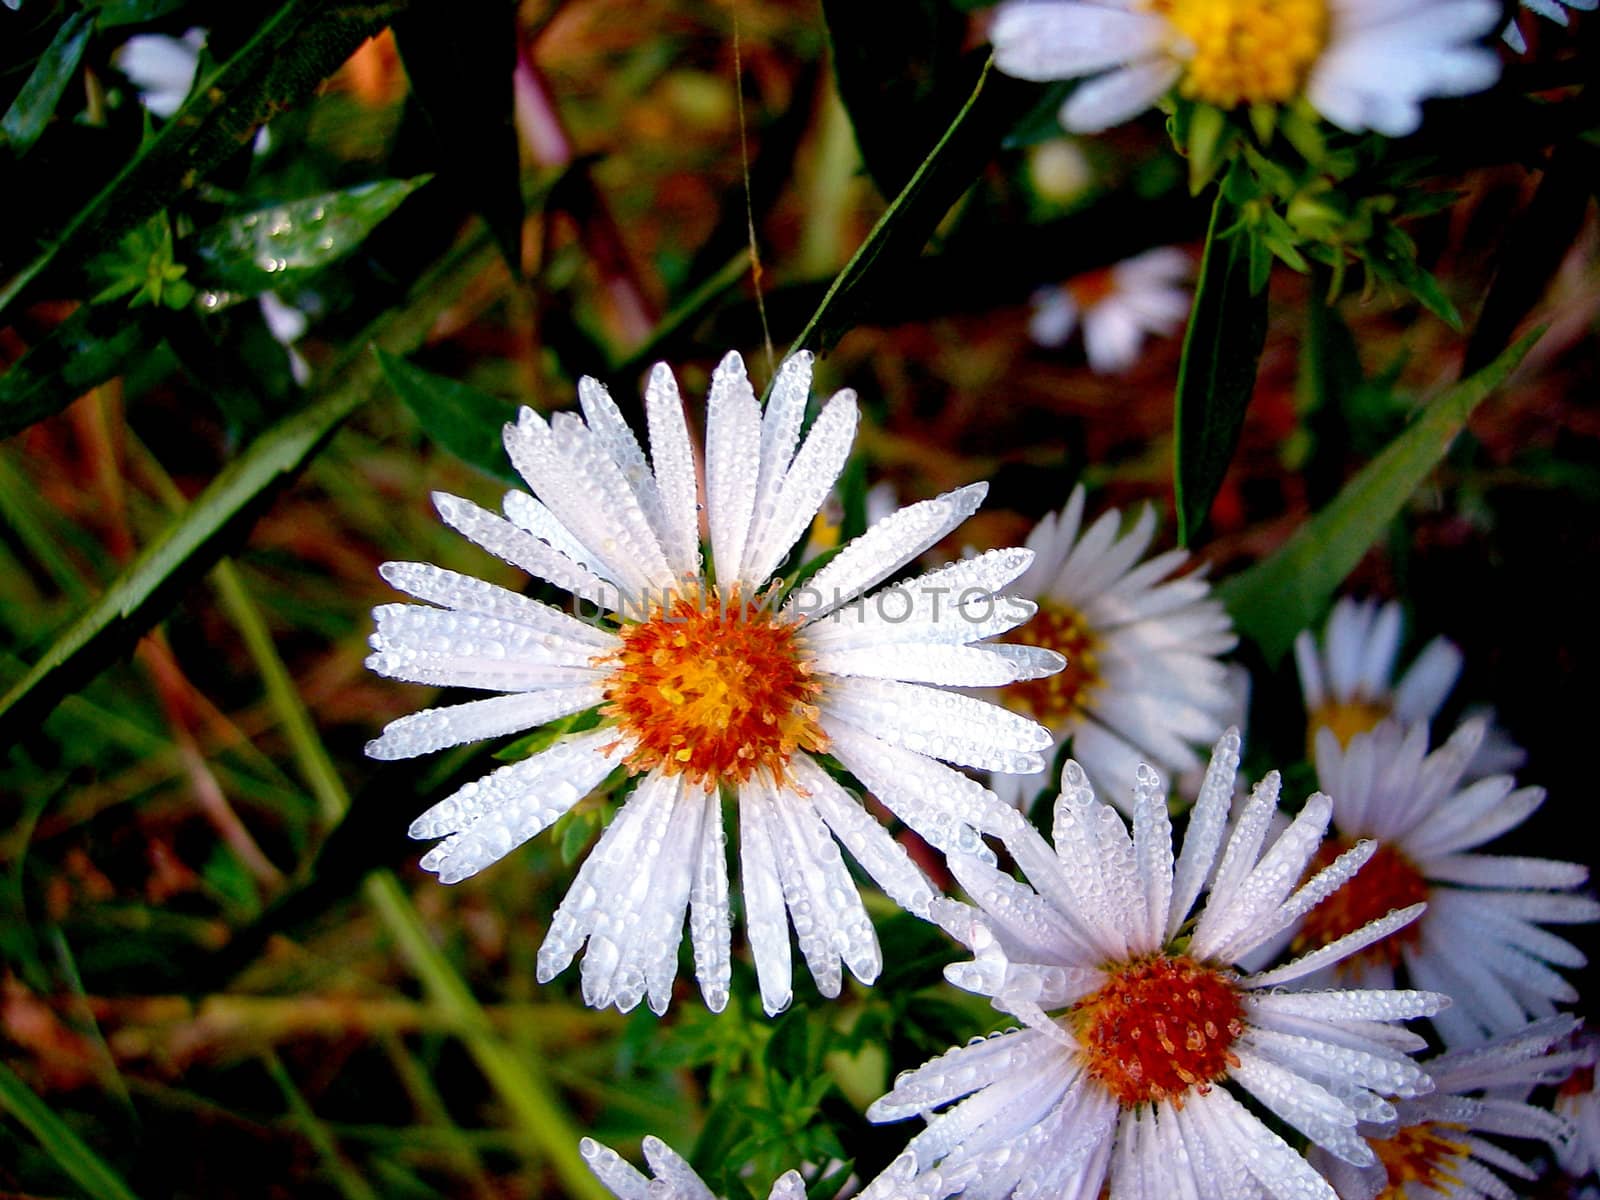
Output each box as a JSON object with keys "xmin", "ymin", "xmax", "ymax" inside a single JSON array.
[
  {"xmin": 1370, "ymin": 1123, "xmax": 1469, "ymax": 1198},
  {"xmin": 1307, "ymin": 696, "xmax": 1392, "ymax": 759},
  {"xmin": 1069, "ymin": 954, "xmax": 1244, "ymax": 1108},
  {"xmin": 1009, "ymin": 602, "xmax": 1101, "ymax": 727},
  {"xmin": 1147, "ymin": 0, "xmax": 1328, "ymax": 109},
  {"xmin": 599, "ymin": 587, "xmax": 826, "ymax": 789},
  {"xmin": 1296, "ymin": 839, "xmax": 1429, "ymax": 970}
]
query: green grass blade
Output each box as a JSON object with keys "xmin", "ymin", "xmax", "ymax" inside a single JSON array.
[
  {"xmin": 1218, "ymin": 328, "xmax": 1543, "ymax": 661},
  {"xmin": 1, "ymin": 12, "xmax": 93, "ymax": 156},
  {"xmin": 377, "ymin": 350, "xmax": 521, "ymax": 485},
  {"xmin": 0, "ymin": 1061, "xmax": 141, "ymax": 1200}
]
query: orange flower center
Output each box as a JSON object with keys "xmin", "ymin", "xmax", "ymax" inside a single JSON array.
[
  {"xmin": 1008, "ymin": 602, "xmax": 1101, "ymax": 728},
  {"xmin": 1306, "ymin": 696, "xmax": 1392, "ymax": 759},
  {"xmin": 1069, "ymin": 954, "xmax": 1244, "ymax": 1108},
  {"xmin": 1296, "ymin": 839, "xmax": 1429, "ymax": 969},
  {"xmin": 1370, "ymin": 1123, "xmax": 1469, "ymax": 1199},
  {"xmin": 1066, "ymin": 267, "xmax": 1119, "ymax": 310},
  {"xmin": 599, "ymin": 587, "xmax": 826, "ymax": 789}
]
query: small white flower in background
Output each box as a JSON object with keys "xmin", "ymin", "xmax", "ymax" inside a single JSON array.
[
  {"xmin": 366, "ymin": 351, "xmax": 1060, "ymax": 1016},
  {"xmin": 1297, "ymin": 717, "xmax": 1599, "ymax": 1045},
  {"xmin": 1311, "ymin": 1015, "xmax": 1583, "ymax": 1199},
  {"xmin": 988, "ymin": 483, "xmax": 1236, "ymax": 812},
  {"xmin": 989, "ymin": 0, "xmax": 1502, "ymax": 137},
  {"xmin": 580, "ymin": 1136, "xmax": 968, "ymax": 1200},
  {"xmin": 115, "ymin": 28, "xmax": 205, "ymax": 119},
  {"xmin": 1504, "ymin": 0, "xmax": 1597, "ymax": 53},
  {"xmin": 1028, "ymin": 247, "xmax": 1190, "ymax": 374},
  {"xmin": 258, "ymin": 291, "xmax": 312, "ymax": 386},
  {"xmin": 1295, "ymin": 596, "xmax": 1524, "ymax": 779},
  {"xmin": 869, "ymin": 730, "xmax": 1447, "ymax": 1200}
]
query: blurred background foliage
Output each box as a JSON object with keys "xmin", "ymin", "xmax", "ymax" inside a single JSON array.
[{"xmin": 0, "ymin": 0, "xmax": 1596, "ymax": 1196}]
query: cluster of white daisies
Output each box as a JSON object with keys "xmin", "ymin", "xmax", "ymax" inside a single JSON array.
[{"xmin": 366, "ymin": 351, "xmax": 1598, "ymax": 1200}]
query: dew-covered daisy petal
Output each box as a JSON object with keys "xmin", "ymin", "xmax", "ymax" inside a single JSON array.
[
  {"xmin": 704, "ymin": 350, "xmax": 763, "ymax": 582},
  {"xmin": 642, "ymin": 363, "xmax": 701, "ymax": 579}
]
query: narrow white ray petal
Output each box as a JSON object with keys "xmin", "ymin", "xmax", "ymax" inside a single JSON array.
[
  {"xmin": 366, "ymin": 687, "xmax": 604, "ymax": 760},
  {"xmin": 1167, "ymin": 728, "xmax": 1243, "ymax": 940},
  {"xmin": 704, "ymin": 351, "xmax": 762, "ymax": 586},
  {"xmin": 576, "ymin": 375, "xmax": 667, "ymax": 536},
  {"xmin": 1228, "ymin": 1051, "xmax": 1373, "ymax": 1168},
  {"xmin": 687, "ymin": 787, "xmax": 732, "ymax": 1014},
  {"xmin": 500, "ymin": 488, "xmax": 607, "ymax": 574},
  {"xmin": 1193, "ymin": 1087, "xmax": 1341, "ymax": 1200},
  {"xmin": 377, "ymin": 561, "xmax": 617, "ymax": 647},
  {"xmin": 1246, "ymin": 987, "xmax": 1450, "ymax": 1025},
  {"xmin": 1238, "ymin": 1025, "xmax": 1433, "ymax": 1098},
  {"xmin": 822, "ymin": 677, "xmax": 1051, "ymax": 771},
  {"xmin": 642, "ymin": 363, "xmax": 702, "ymax": 580},
  {"xmin": 738, "ymin": 781, "xmax": 795, "ymax": 1015},
  {"xmin": 1194, "ymin": 770, "xmax": 1282, "ymax": 946},
  {"xmin": 620, "ymin": 773, "xmax": 700, "ymax": 1015},
  {"xmin": 579, "ymin": 1137, "xmax": 650, "ymax": 1200},
  {"xmin": 1244, "ymin": 903, "xmax": 1426, "ymax": 988},
  {"xmin": 867, "ymin": 1027, "xmax": 1046, "ymax": 1121},
  {"xmin": 433, "ymin": 491, "xmax": 618, "ymax": 609},
  {"xmin": 812, "ymin": 643, "xmax": 1055, "ymax": 687},
  {"xmin": 785, "ymin": 483, "xmax": 989, "ymax": 621},
  {"xmin": 1131, "ymin": 763, "xmax": 1174, "ymax": 951},
  {"xmin": 741, "ymin": 387, "xmax": 858, "ymax": 587},
  {"xmin": 794, "ymin": 754, "xmax": 940, "ymax": 920},
  {"xmin": 822, "ymin": 718, "xmax": 1010, "ymax": 858},
  {"xmin": 639, "ymin": 1136, "xmax": 719, "ymax": 1200},
  {"xmin": 370, "ymin": 604, "xmax": 607, "ymax": 667}
]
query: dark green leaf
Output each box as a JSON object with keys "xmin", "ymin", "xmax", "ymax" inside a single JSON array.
[
  {"xmin": 1, "ymin": 12, "xmax": 93, "ymax": 155},
  {"xmin": 1218, "ymin": 329, "xmax": 1543, "ymax": 662},
  {"xmin": 0, "ymin": 233, "xmax": 498, "ymax": 745},
  {"xmin": 393, "ymin": 7, "xmax": 523, "ymax": 270},
  {"xmin": 87, "ymin": 0, "xmax": 187, "ymax": 28},
  {"xmin": 0, "ymin": 305, "xmax": 150, "ymax": 440},
  {"xmin": 1173, "ymin": 187, "xmax": 1269, "ymax": 546},
  {"xmin": 0, "ymin": 0, "xmax": 409, "ymax": 320},
  {"xmin": 787, "ymin": 55, "xmax": 1037, "ymax": 354},
  {"xmin": 191, "ymin": 178, "xmax": 431, "ymax": 295},
  {"xmin": 376, "ymin": 347, "xmax": 521, "ymax": 485},
  {"xmin": 821, "ymin": 0, "xmax": 967, "ymax": 198},
  {"xmin": 0, "ymin": 1062, "xmax": 140, "ymax": 1200}
]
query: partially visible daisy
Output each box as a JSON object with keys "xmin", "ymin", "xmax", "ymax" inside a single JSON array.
[
  {"xmin": 1503, "ymin": 0, "xmax": 1596, "ymax": 53},
  {"xmin": 1298, "ymin": 717, "xmax": 1599, "ymax": 1045},
  {"xmin": 581, "ymin": 1135, "xmax": 967, "ymax": 1200},
  {"xmin": 989, "ymin": 0, "xmax": 1502, "ymax": 137},
  {"xmin": 1311, "ymin": 1015, "xmax": 1582, "ymax": 1199},
  {"xmin": 115, "ymin": 29, "xmax": 205, "ymax": 119},
  {"xmin": 868, "ymin": 730, "xmax": 1446, "ymax": 1200},
  {"xmin": 1028, "ymin": 248, "xmax": 1190, "ymax": 374},
  {"xmin": 989, "ymin": 483, "xmax": 1236, "ymax": 812},
  {"xmin": 367, "ymin": 351, "xmax": 1059, "ymax": 1016}
]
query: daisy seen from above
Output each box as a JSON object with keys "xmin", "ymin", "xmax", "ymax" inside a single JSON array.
[
  {"xmin": 1310, "ymin": 1015, "xmax": 1582, "ymax": 1200},
  {"xmin": 1028, "ymin": 247, "xmax": 1191, "ymax": 374},
  {"xmin": 1296, "ymin": 717, "xmax": 1599, "ymax": 1045},
  {"xmin": 989, "ymin": 0, "xmax": 1503, "ymax": 137},
  {"xmin": 867, "ymin": 729, "xmax": 1447, "ymax": 1200},
  {"xmin": 366, "ymin": 351, "xmax": 1060, "ymax": 1016},
  {"xmin": 987, "ymin": 483, "xmax": 1237, "ymax": 813}
]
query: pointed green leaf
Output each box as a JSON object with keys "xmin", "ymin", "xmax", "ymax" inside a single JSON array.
[
  {"xmin": 1218, "ymin": 329, "xmax": 1543, "ymax": 662},
  {"xmin": 376, "ymin": 348, "xmax": 521, "ymax": 485},
  {"xmin": 0, "ymin": 1061, "xmax": 140, "ymax": 1200},
  {"xmin": 0, "ymin": 234, "xmax": 497, "ymax": 745},
  {"xmin": 191, "ymin": 177, "xmax": 430, "ymax": 295},
  {"xmin": 0, "ymin": 0, "xmax": 408, "ymax": 320},
  {"xmin": 1, "ymin": 12, "xmax": 93, "ymax": 155},
  {"xmin": 1173, "ymin": 188, "xmax": 1269, "ymax": 546},
  {"xmin": 0, "ymin": 304, "xmax": 150, "ymax": 440}
]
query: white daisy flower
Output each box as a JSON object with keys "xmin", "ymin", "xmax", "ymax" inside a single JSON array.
[
  {"xmin": 1311, "ymin": 1015, "xmax": 1582, "ymax": 1199},
  {"xmin": 580, "ymin": 1135, "xmax": 968, "ymax": 1200},
  {"xmin": 988, "ymin": 483, "xmax": 1236, "ymax": 812},
  {"xmin": 1503, "ymin": 0, "xmax": 1597, "ymax": 53},
  {"xmin": 1556, "ymin": 1030, "xmax": 1600, "ymax": 1179},
  {"xmin": 1028, "ymin": 248, "xmax": 1191, "ymax": 374},
  {"xmin": 989, "ymin": 0, "xmax": 1502, "ymax": 137},
  {"xmin": 1294, "ymin": 596, "xmax": 1524, "ymax": 779},
  {"xmin": 366, "ymin": 351, "xmax": 1058, "ymax": 1016},
  {"xmin": 868, "ymin": 730, "xmax": 1447, "ymax": 1200},
  {"xmin": 115, "ymin": 29, "xmax": 205, "ymax": 119},
  {"xmin": 1297, "ymin": 717, "xmax": 1599, "ymax": 1045}
]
